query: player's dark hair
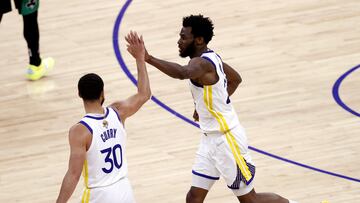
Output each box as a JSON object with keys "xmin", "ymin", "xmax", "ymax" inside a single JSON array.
[
  {"xmin": 78, "ymin": 73, "xmax": 104, "ymax": 101},
  {"xmin": 183, "ymin": 14, "xmax": 214, "ymax": 44}
]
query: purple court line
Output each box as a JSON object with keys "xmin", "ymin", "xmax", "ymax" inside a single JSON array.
[
  {"xmin": 332, "ymin": 65, "xmax": 360, "ymax": 117},
  {"xmin": 112, "ymin": 0, "xmax": 360, "ymax": 183}
]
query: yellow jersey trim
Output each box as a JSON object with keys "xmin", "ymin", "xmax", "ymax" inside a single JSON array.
[
  {"xmin": 81, "ymin": 159, "xmax": 90, "ymax": 203},
  {"xmin": 203, "ymin": 86, "xmax": 252, "ymax": 181}
]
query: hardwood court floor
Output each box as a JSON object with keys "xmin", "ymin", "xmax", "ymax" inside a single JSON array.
[{"xmin": 0, "ymin": 0, "xmax": 359, "ymax": 202}]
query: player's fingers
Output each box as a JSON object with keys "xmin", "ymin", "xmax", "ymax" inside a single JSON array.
[
  {"xmin": 128, "ymin": 31, "xmax": 135, "ymax": 43},
  {"xmin": 136, "ymin": 32, "xmax": 143, "ymax": 45},
  {"xmin": 140, "ymin": 35, "xmax": 144, "ymax": 45},
  {"xmin": 125, "ymin": 35, "xmax": 131, "ymax": 44},
  {"xmin": 126, "ymin": 33, "xmax": 134, "ymax": 44},
  {"xmin": 132, "ymin": 31, "xmax": 137, "ymax": 42},
  {"xmin": 134, "ymin": 32, "xmax": 140, "ymax": 43},
  {"xmin": 138, "ymin": 34, "xmax": 142, "ymax": 45},
  {"xmin": 130, "ymin": 32, "xmax": 137, "ymax": 44}
]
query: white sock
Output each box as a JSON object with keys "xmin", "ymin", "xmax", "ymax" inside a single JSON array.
[{"xmin": 289, "ymin": 200, "xmax": 298, "ymax": 203}]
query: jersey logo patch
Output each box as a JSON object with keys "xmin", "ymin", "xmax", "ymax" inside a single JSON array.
[{"xmin": 102, "ymin": 120, "xmax": 109, "ymax": 128}]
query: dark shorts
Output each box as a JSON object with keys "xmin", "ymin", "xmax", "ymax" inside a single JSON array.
[
  {"xmin": 1, "ymin": 0, "xmax": 38, "ymax": 15},
  {"xmin": 0, "ymin": 0, "xmax": 21, "ymax": 14}
]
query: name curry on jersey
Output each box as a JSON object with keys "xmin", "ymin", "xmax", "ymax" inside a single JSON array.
[{"xmin": 101, "ymin": 128, "xmax": 117, "ymax": 142}]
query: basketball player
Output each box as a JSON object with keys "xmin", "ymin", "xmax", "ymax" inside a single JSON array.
[
  {"xmin": 0, "ymin": 0, "xmax": 54, "ymax": 80},
  {"xmin": 56, "ymin": 31, "xmax": 150, "ymax": 203},
  {"xmin": 140, "ymin": 15, "xmax": 297, "ymax": 203}
]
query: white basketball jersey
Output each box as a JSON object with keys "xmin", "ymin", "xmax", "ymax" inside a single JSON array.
[
  {"xmin": 189, "ymin": 50, "xmax": 240, "ymax": 133},
  {"xmin": 79, "ymin": 107, "xmax": 128, "ymax": 189}
]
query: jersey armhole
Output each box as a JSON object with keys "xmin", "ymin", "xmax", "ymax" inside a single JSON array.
[
  {"xmin": 79, "ymin": 121, "xmax": 93, "ymax": 134},
  {"xmin": 110, "ymin": 107, "xmax": 123, "ymax": 126},
  {"xmin": 190, "ymin": 79, "xmax": 203, "ymax": 88},
  {"xmin": 202, "ymin": 56, "xmax": 217, "ymax": 70},
  {"xmin": 78, "ymin": 120, "xmax": 93, "ymax": 151},
  {"xmin": 201, "ymin": 56, "xmax": 220, "ymax": 84}
]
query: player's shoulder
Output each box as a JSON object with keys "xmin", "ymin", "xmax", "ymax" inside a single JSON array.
[
  {"xmin": 107, "ymin": 105, "xmax": 118, "ymax": 113},
  {"xmin": 66, "ymin": 123, "xmax": 92, "ymax": 147},
  {"xmin": 189, "ymin": 57, "xmax": 213, "ymax": 67},
  {"xmin": 189, "ymin": 57, "xmax": 216, "ymax": 73},
  {"xmin": 107, "ymin": 103, "xmax": 122, "ymax": 117},
  {"xmin": 69, "ymin": 122, "xmax": 92, "ymax": 137}
]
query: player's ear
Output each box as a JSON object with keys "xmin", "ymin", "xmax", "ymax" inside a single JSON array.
[
  {"xmin": 100, "ymin": 91, "xmax": 105, "ymax": 105},
  {"xmin": 194, "ymin": 36, "xmax": 205, "ymax": 46}
]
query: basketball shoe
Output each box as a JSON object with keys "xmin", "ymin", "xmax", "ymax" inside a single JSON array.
[{"xmin": 26, "ymin": 57, "xmax": 55, "ymax": 81}]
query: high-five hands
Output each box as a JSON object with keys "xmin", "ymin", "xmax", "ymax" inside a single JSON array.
[{"xmin": 125, "ymin": 31, "xmax": 145, "ymax": 60}]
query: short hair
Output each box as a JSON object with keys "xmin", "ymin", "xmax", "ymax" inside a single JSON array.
[
  {"xmin": 78, "ymin": 73, "xmax": 104, "ymax": 100},
  {"xmin": 182, "ymin": 14, "xmax": 214, "ymax": 44}
]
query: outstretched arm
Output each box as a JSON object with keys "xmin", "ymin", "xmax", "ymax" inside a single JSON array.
[
  {"xmin": 223, "ymin": 62, "xmax": 242, "ymax": 96},
  {"xmin": 56, "ymin": 124, "xmax": 89, "ymax": 203},
  {"xmin": 110, "ymin": 31, "xmax": 151, "ymax": 123},
  {"xmin": 145, "ymin": 54, "xmax": 186, "ymax": 79},
  {"xmin": 145, "ymin": 49, "xmax": 210, "ymax": 80}
]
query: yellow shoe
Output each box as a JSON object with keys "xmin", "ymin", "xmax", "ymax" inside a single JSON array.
[{"xmin": 26, "ymin": 57, "xmax": 55, "ymax": 81}]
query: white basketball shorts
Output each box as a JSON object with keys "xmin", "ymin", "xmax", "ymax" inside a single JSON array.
[
  {"xmin": 80, "ymin": 177, "xmax": 136, "ymax": 203},
  {"xmin": 192, "ymin": 124, "xmax": 255, "ymax": 196}
]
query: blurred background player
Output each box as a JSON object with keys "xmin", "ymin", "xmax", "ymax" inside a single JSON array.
[
  {"xmin": 0, "ymin": 0, "xmax": 54, "ymax": 81},
  {"xmin": 56, "ymin": 31, "xmax": 150, "ymax": 203}
]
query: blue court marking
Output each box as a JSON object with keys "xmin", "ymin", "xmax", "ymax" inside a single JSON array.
[
  {"xmin": 332, "ymin": 65, "xmax": 360, "ymax": 117},
  {"xmin": 112, "ymin": 0, "xmax": 360, "ymax": 183}
]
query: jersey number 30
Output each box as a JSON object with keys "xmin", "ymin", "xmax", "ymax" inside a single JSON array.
[{"xmin": 100, "ymin": 144, "xmax": 123, "ymax": 173}]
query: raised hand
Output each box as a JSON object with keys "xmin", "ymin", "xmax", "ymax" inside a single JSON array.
[
  {"xmin": 125, "ymin": 31, "xmax": 145, "ymax": 60},
  {"xmin": 144, "ymin": 46, "xmax": 151, "ymax": 62}
]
